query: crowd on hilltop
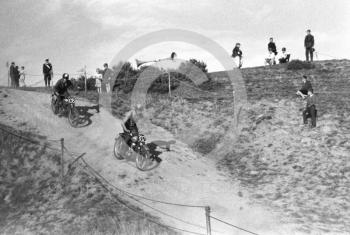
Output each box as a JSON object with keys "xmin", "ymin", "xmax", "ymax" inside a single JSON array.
[{"xmin": 231, "ymin": 29, "xmax": 315, "ymax": 68}]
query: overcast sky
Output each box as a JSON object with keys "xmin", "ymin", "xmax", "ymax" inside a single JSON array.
[{"xmin": 1, "ymin": 0, "xmax": 350, "ymax": 86}]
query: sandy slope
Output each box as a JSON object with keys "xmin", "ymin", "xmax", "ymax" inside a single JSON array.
[{"xmin": 0, "ymin": 88, "xmax": 297, "ymax": 235}]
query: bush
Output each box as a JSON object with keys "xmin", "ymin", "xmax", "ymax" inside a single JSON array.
[
  {"xmin": 71, "ymin": 76, "xmax": 96, "ymax": 91},
  {"xmin": 149, "ymin": 72, "xmax": 180, "ymax": 94},
  {"xmin": 287, "ymin": 60, "xmax": 315, "ymax": 70}
]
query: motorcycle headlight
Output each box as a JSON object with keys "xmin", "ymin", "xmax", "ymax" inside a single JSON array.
[{"xmin": 131, "ymin": 136, "xmax": 138, "ymax": 142}]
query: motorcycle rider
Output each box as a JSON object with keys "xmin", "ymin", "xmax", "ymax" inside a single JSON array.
[
  {"xmin": 121, "ymin": 104, "xmax": 143, "ymax": 146},
  {"xmin": 53, "ymin": 73, "xmax": 73, "ymax": 116}
]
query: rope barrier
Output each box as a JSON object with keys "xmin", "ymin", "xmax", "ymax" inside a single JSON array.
[
  {"xmin": 74, "ymin": 151, "xmax": 207, "ymax": 208},
  {"xmin": 0, "ymin": 126, "xmax": 61, "ymax": 152},
  {"xmin": 210, "ymin": 216, "xmax": 261, "ymax": 235},
  {"xmin": 64, "ymin": 149, "xmax": 207, "ymax": 235},
  {"xmin": 0, "ymin": 127, "xmax": 207, "ymax": 235}
]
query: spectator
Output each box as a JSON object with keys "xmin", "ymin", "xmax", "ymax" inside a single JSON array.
[
  {"xmin": 265, "ymin": 49, "xmax": 276, "ymax": 66},
  {"xmin": 95, "ymin": 68, "xmax": 102, "ymax": 93},
  {"xmin": 279, "ymin": 47, "xmax": 289, "ymax": 64},
  {"xmin": 43, "ymin": 58, "xmax": 53, "ymax": 87},
  {"xmin": 268, "ymin": 37, "xmax": 277, "ymax": 55},
  {"xmin": 9, "ymin": 62, "xmax": 16, "ymax": 87},
  {"xmin": 14, "ymin": 66, "xmax": 20, "ymax": 88},
  {"xmin": 296, "ymin": 75, "xmax": 312, "ymax": 98},
  {"xmin": 19, "ymin": 66, "xmax": 26, "ymax": 87},
  {"xmin": 232, "ymin": 43, "xmax": 243, "ymax": 68},
  {"xmin": 304, "ymin": 29, "xmax": 315, "ymax": 62},
  {"xmin": 303, "ymin": 89, "xmax": 317, "ymax": 127},
  {"xmin": 101, "ymin": 63, "xmax": 114, "ymax": 93}
]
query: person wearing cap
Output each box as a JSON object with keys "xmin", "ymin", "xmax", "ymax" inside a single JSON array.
[
  {"xmin": 232, "ymin": 43, "xmax": 243, "ymax": 68},
  {"xmin": 296, "ymin": 75, "xmax": 313, "ymax": 98},
  {"xmin": 304, "ymin": 29, "xmax": 315, "ymax": 62},
  {"xmin": 43, "ymin": 59, "xmax": 53, "ymax": 87},
  {"xmin": 53, "ymin": 73, "xmax": 73, "ymax": 116},
  {"xmin": 303, "ymin": 89, "xmax": 317, "ymax": 127}
]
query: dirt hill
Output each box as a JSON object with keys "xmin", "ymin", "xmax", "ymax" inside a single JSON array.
[{"xmin": 0, "ymin": 59, "xmax": 349, "ymax": 235}]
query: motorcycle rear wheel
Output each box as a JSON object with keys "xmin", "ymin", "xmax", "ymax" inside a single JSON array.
[
  {"xmin": 135, "ymin": 148, "xmax": 151, "ymax": 171},
  {"xmin": 113, "ymin": 137, "xmax": 125, "ymax": 160}
]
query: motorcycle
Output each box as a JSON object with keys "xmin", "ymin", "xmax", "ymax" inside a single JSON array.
[
  {"xmin": 51, "ymin": 94, "xmax": 80, "ymax": 127},
  {"xmin": 113, "ymin": 131, "xmax": 153, "ymax": 171}
]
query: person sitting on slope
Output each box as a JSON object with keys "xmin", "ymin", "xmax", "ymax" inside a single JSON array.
[
  {"xmin": 296, "ymin": 75, "xmax": 312, "ymax": 99},
  {"xmin": 265, "ymin": 49, "xmax": 276, "ymax": 66}
]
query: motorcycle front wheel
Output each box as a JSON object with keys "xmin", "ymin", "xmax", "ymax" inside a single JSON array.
[
  {"xmin": 113, "ymin": 137, "xmax": 125, "ymax": 160},
  {"xmin": 51, "ymin": 96, "xmax": 59, "ymax": 114},
  {"xmin": 68, "ymin": 106, "xmax": 79, "ymax": 127}
]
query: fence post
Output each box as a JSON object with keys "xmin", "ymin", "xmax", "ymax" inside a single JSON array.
[
  {"xmin": 168, "ymin": 71, "xmax": 171, "ymax": 98},
  {"xmin": 205, "ymin": 206, "xmax": 212, "ymax": 235},
  {"xmin": 84, "ymin": 65, "xmax": 87, "ymax": 95},
  {"xmin": 60, "ymin": 138, "xmax": 64, "ymax": 185}
]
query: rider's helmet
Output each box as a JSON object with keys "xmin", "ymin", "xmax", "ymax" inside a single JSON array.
[{"xmin": 62, "ymin": 73, "xmax": 69, "ymax": 80}]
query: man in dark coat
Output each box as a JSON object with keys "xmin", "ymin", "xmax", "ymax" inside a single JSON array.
[
  {"xmin": 304, "ymin": 29, "xmax": 315, "ymax": 62},
  {"xmin": 9, "ymin": 62, "xmax": 16, "ymax": 87},
  {"xmin": 14, "ymin": 66, "xmax": 20, "ymax": 88},
  {"xmin": 43, "ymin": 59, "xmax": 53, "ymax": 87},
  {"xmin": 268, "ymin": 38, "xmax": 277, "ymax": 55},
  {"xmin": 232, "ymin": 43, "xmax": 243, "ymax": 68}
]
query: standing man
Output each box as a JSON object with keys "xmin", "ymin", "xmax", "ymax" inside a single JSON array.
[
  {"xmin": 43, "ymin": 59, "xmax": 53, "ymax": 87},
  {"xmin": 304, "ymin": 29, "xmax": 315, "ymax": 62},
  {"xmin": 102, "ymin": 63, "xmax": 114, "ymax": 93},
  {"xmin": 9, "ymin": 62, "xmax": 16, "ymax": 87},
  {"xmin": 268, "ymin": 37, "xmax": 277, "ymax": 56},
  {"xmin": 232, "ymin": 43, "xmax": 243, "ymax": 69},
  {"xmin": 14, "ymin": 66, "xmax": 20, "ymax": 88},
  {"xmin": 303, "ymin": 89, "xmax": 317, "ymax": 128}
]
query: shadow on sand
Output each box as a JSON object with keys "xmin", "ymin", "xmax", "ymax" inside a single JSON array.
[{"xmin": 75, "ymin": 105, "xmax": 99, "ymax": 128}]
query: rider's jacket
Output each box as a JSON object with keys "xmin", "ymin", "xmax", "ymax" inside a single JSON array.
[
  {"xmin": 125, "ymin": 116, "xmax": 138, "ymax": 133},
  {"xmin": 54, "ymin": 78, "xmax": 72, "ymax": 96}
]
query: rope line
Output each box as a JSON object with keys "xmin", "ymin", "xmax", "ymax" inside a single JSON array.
[
  {"xmin": 0, "ymin": 127, "xmax": 206, "ymax": 235},
  {"xmin": 70, "ymin": 154, "xmax": 206, "ymax": 235},
  {"xmin": 0, "ymin": 126, "xmax": 61, "ymax": 152},
  {"xmin": 75, "ymin": 152, "xmax": 206, "ymax": 208},
  {"xmin": 210, "ymin": 216, "xmax": 261, "ymax": 235},
  {"xmin": 63, "ymin": 148, "xmax": 226, "ymax": 233}
]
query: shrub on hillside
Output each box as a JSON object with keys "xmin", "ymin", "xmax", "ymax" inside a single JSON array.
[
  {"xmin": 287, "ymin": 60, "xmax": 315, "ymax": 70},
  {"xmin": 149, "ymin": 73, "xmax": 180, "ymax": 93},
  {"xmin": 71, "ymin": 76, "xmax": 96, "ymax": 91}
]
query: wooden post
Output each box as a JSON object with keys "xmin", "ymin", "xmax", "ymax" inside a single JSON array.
[
  {"xmin": 205, "ymin": 206, "xmax": 212, "ymax": 235},
  {"xmin": 6, "ymin": 61, "xmax": 9, "ymax": 87},
  {"xmin": 60, "ymin": 138, "xmax": 64, "ymax": 185},
  {"xmin": 168, "ymin": 71, "xmax": 171, "ymax": 98},
  {"xmin": 84, "ymin": 65, "xmax": 87, "ymax": 95}
]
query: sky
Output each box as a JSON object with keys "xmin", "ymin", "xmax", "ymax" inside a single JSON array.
[{"xmin": 1, "ymin": 0, "xmax": 350, "ymax": 86}]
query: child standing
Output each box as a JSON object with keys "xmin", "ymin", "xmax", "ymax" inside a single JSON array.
[
  {"xmin": 19, "ymin": 66, "xmax": 26, "ymax": 87},
  {"xmin": 95, "ymin": 69, "xmax": 102, "ymax": 93}
]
